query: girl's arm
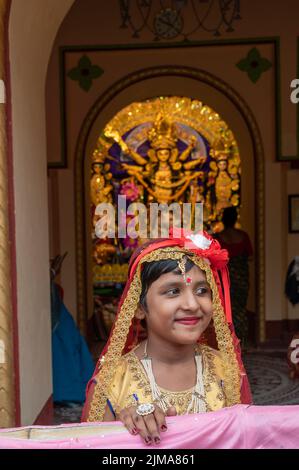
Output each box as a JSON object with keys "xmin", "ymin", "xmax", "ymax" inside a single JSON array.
[{"xmin": 103, "ymin": 401, "xmax": 116, "ymax": 421}]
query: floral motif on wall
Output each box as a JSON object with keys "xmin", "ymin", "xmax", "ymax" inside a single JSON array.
[
  {"xmin": 236, "ymin": 47, "xmax": 272, "ymax": 83},
  {"xmin": 67, "ymin": 55, "xmax": 104, "ymax": 91}
]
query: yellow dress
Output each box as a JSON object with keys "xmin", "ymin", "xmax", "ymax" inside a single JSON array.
[{"xmin": 106, "ymin": 344, "xmax": 227, "ymax": 416}]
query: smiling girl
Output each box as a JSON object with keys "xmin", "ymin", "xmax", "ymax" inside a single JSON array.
[{"xmin": 82, "ymin": 231, "xmax": 251, "ymax": 445}]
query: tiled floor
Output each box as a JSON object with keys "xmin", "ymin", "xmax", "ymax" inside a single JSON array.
[
  {"xmin": 53, "ymin": 349, "xmax": 299, "ymax": 425},
  {"xmin": 243, "ymin": 350, "xmax": 299, "ymax": 405},
  {"xmin": 53, "ymin": 402, "xmax": 83, "ymax": 425}
]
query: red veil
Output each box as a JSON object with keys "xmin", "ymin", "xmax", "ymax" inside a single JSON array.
[{"xmin": 82, "ymin": 230, "xmax": 252, "ymax": 422}]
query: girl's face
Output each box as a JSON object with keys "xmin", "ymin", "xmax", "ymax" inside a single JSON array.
[{"xmin": 140, "ymin": 265, "xmax": 213, "ymax": 345}]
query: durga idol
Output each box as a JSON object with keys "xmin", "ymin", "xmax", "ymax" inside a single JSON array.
[{"xmin": 105, "ymin": 113, "xmax": 206, "ymax": 204}]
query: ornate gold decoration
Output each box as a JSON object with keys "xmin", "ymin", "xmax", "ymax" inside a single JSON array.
[
  {"xmin": 0, "ymin": 0, "xmax": 16, "ymax": 427},
  {"xmin": 103, "ymin": 96, "xmax": 231, "ymax": 145},
  {"xmin": 117, "ymin": 344, "xmax": 226, "ymax": 415},
  {"xmin": 93, "ymin": 263, "xmax": 128, "ymax": 283},
  {"xmin": 104, "ymin": 107, "xmax": 206, "ymax": 204},
  {"xmin": 99, "ymin": 97, "xmax": 240, "ymax": 222},
  {"xmin": 90, "ymin": 96, "xmax": 241, "ymax": 311},
  {"xmin": 208, "ymin": 136, "xmax": 241, "ymax": 217},
  {"xmin": 91, "ymin": 140, "xmax": 113, "ymax": 206},
  {"xmin": 148, "ymin": 112, "xmax": 177, "ymax": 149},
  {"xmin": 75, "ymin": 66, "xmax": 265, "ymax": 342},
  {"xmin": 90, "ymin": 163, "xmax": 113, "ymax": 206},
  {"xmin": 87, "ymin": 247, "xmax": 240, "ymax": 422},
  {"xmin": 90, "ymin": 141, "xmax": 116, "ymax": 271},
  {"xmin": 93, "ymin": 242, "xmax": 116, "ymax": 266}
]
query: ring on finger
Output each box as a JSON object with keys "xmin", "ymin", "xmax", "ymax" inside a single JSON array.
[{"xmin": 136, "ymin": 403, "xmax": 155, "ymax": 416}]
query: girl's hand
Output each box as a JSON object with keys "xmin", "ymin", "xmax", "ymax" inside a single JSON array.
[{"xmin": 117, "ymin": 405, "xmax": 176, "ymax": 445}]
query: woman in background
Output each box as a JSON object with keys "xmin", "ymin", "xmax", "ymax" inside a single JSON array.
[{"xmin": 215, "ymin": 207, "xmax": 253, "ymax": 346}]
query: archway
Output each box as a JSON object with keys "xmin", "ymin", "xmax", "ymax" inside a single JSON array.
[
  {"xmin": 74, "ymin": 66, "xmax": 265, "ymax": 347},
  {"xmin": 89, "ymin": 95, "xmax": 244, "ymax": 348}
]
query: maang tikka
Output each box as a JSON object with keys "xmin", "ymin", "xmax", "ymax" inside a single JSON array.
[{"xmin": 177, "ymin": 256, "xmax": 192, "ymax": 285}]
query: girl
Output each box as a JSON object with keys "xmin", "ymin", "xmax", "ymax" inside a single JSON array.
[{"xmin": 82, "ymin": 230, "xmax": 251, "ymax": 445}]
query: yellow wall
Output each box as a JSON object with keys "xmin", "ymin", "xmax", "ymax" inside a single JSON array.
[{"xmin": 9, "ymin": 0, "xmax": 75, "ymax": 425}]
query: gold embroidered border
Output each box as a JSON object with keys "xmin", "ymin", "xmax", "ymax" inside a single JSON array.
[
  {"xmin": 88, "ymin": 247, "xmax": 240, "ymax": 421},
  {"xmin": 191, "ymin": 256, "xmax": 241, "ymax": 406}
]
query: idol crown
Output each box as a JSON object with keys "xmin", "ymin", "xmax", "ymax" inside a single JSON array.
[{"xmin": 148, "ymin": 112, "xmax": 177, "ymax": 149}]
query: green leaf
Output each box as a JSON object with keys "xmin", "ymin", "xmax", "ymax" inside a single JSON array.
[
  {"xmin": 79, "ymin": 77, "xmax": 92, "ymax": 92},
  {"xmin": 91, "ymin": 65, "xmax": 104, "ymax": 79},
  {"xmin": 247, "ymin": 47, "xmax": 260, "ymax": 62},
  {"xmin": 236, "ymin": 47, "xmax": 272, "ymax": 83},
  {"xmin": 248, "ymin": 68, "xmax": 261, "ymax": 83},
  {"xmin": 78, "ymin": 55, "xmax": 92, "ymax": 69},
  {"xmin": 67, "ymin": 67, "xmax": 81, "ymax": 80},
  {"xmin": 260, "ymin": 57, "xmax": 272, "ymax": 72},
  {"xmin": 236, "ymin": 59, "xmax": 248, "ymax": 71},
  {"xmin": 67, "ymin": 55, "xmax": 104, "ymax": 91}
]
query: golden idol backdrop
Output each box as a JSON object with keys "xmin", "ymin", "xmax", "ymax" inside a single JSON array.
[{"xmin": 90, "ymin": 96, "xmax": 241, "ymax": 288}]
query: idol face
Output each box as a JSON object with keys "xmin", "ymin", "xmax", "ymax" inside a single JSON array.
[{"xmin": 156, "ymin": 148, "xmax": 171, "ymax": 162}]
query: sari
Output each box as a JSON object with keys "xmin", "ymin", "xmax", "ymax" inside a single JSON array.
[{"xmin": 82, "ymin": 230, "xmax": 252, "ymax": 422}]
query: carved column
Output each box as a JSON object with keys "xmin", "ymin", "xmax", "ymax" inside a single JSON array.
[{"xmin": 0, "ymin": 0, "xmax": 16, "ymax": 427}]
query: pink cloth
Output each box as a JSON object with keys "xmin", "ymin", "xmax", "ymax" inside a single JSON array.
[{"xmin": 0, "ymin": 405, "xmax": 298, "ymax": 449}]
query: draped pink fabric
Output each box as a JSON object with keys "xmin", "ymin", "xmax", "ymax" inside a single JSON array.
[{"xmin": 1, "ymin": 405, "xmax": 299, "ymax": 449}]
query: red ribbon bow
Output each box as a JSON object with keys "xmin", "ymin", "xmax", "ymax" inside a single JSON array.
[
  {"xmin": 129, "ymin": 229, "xmax": 232, "ymax": 324},
  {"xmin": 168, "ymin": 228, "xmax": 229, "ymax": 269}
]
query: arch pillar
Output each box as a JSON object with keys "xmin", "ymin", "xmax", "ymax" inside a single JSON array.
[{"xmin": 0, "ymin": 0, "xmax": 16, "ymax": 428}]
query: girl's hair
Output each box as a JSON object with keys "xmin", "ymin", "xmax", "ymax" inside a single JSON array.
[{"xmin": 140, "ymin": 257, "xmax": 195, "ymax": 311}]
